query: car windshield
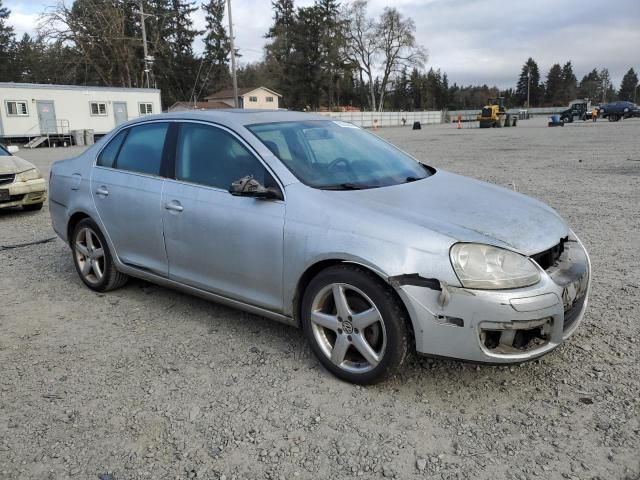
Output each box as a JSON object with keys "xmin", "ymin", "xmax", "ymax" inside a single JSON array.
[
  {"xmin": 247, "ymin": 120, "xmax": 431, "ymax": 189},
  {"xmin": 0, "ymin": 145, "xmax": 10, "ymax": 156}
]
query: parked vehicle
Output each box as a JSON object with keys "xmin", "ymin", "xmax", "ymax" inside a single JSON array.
[
  {"xmin": 49, "ymin": 111, "xmax": 591, "ymax": 384},
  {"xmin": 559, "ymin": 99, "xmax": 591, "ymax": 123},
  {"xmin": 598, "ymin": 101, "xmax": 640, "ymax": 121},
  {"xmin": 0, "ymin": 144, "xmax": 47, "ymax": 210}
]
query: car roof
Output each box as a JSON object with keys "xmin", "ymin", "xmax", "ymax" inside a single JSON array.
[{"xmin": 124, "ymin": 109, "xmax": 330, "ymax": 130}]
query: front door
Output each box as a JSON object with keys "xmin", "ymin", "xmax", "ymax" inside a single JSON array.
[
  {"xmin": 91, "ymin": 122, "xmax": 170, "ymax": 276},
  {"xmin": 162, "ymin": 122, "xmax": 285, "ymax": 311},
  {"xmin": 113, "ymin": 102, "xmax": 128, "ymax": 126},
  {"xmin": 36, "ymin": 101, "xmax": 57, "ymax": 134}
]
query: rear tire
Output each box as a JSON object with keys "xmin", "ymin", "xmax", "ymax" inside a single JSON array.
[
  {"xmin": 71, "ymin": 218, "xmax": 128, "ymax": 292},
  {"xmin": 301, "ymin": 265, "xmax": 409, "ymax": 384},
  {"xmin": 22, "ymin": 202, "xmax": 43, "ymax": 211}
]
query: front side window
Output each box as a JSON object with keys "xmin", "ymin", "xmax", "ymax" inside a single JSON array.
[
  {"xmin": 90, "ymin": 102, "xmax": 107, "ymax": 116},
  {"xmin": 175, "ymin": 123, "xmax": 272, "ymax": 190},
  {"xmin": 139, "ymin": 103, "xmax": 153, "ymax": 115},
  {"xmin": 6, "ymin": 101, "xmax": 28, "ymax": 116},
  {"xmin": 247, "ymin": 120, "xmax": 431, "ymax": 189},
  {"xmin": 111, "ymin": 123, "xmax": 168, "ymax": 175}
]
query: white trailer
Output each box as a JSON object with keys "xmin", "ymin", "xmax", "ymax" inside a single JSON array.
[{"xmin": 0, "ymin": 82, "xmax": 162, "ymax": 146}]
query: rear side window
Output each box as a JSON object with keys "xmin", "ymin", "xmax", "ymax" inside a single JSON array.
[
  {"xmin": 114, "ymin": 123, "xmax": 169, "ymax": 176},
  {"xmin": 97, "ymin": 129, "xmax": 127, "ymax": 168},
  {"xmin": 175, "ymin": 123, "xmax": 272, "ymax": 190}
]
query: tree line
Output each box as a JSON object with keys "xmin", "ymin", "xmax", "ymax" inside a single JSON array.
[
  {"xmin": 514, "ymin": 57, "xmax": 638, "ymax": 108},
  {"xmin": 0, "ymin": 0, "xmax": 637, "ymax": 111}
]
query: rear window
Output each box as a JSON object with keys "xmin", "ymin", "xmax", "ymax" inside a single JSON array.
[
  {"xmin": 98, "ymin": 123, "xmax": 169, "ymax": 176},
  {"xmin": 97, "ymin": 130, "xmax": 127, "ymax": 168}
]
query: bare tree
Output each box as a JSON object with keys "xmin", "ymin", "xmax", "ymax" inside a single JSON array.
[
  {"xmin": 343, "ymin": 0, "xmax": 378, "ymax": 111},
  {"xmin": 376, "ymin": 7, "xmax": 426, "ymax": 111},
  {"xmin": 38, "ymin": 0, "xmax": 140, "ymax": 87}
]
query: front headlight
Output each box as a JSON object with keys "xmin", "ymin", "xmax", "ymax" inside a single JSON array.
[
  {"xmin": 450, "ymin": 243, "xmax": 541, "ymax": 290},
  {"xmin": 15, "ymin": 168, "xmax": 41, "ymax": 182}
]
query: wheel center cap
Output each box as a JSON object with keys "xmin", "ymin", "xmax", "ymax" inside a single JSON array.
[{"xmin": 342, "ymin": 320, "xmax": 353, "ymax": 334}]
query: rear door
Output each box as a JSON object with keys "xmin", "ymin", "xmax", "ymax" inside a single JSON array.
[
  {"xmin": 91, "ymin": 122, "xmax": 171, "ymax": 276},
  {"xmin": 161, "ymin": 121, "xmax": 285, "ymax": 311}
]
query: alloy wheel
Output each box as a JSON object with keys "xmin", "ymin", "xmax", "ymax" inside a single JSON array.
[
  {"xmin": 309, "ymin": 283, "xmax": 387, "ymax": 374},
  {"xmin": 74, "ymin": 227, "xmax": 105, "ymax": 285}
]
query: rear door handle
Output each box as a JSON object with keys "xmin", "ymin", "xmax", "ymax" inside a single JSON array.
[
  {"xmin": 165, "ymin": 200, "xmax": 183, "ymax": 212},
  {"xmin": 95, "ymin": 186, "xmax": 109, "ymax": 196}
]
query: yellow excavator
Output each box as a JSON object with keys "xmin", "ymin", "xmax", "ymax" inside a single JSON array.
[{"xmin": 478, "ymin": 97, "xmax": 517, "ymax": 128}]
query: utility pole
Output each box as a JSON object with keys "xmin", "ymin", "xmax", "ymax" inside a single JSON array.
[
  {"xmin": 227, "ymin": 0, "xmax": 239, "ymax": 108},
  {"xmin": 135, "ymin": 0, "xmax": 155, "ymax": 88},
  {"xmin": 526, "ymin": 67, "xmax": 531, "ymax": 109}
]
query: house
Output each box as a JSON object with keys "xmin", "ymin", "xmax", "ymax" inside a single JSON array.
[
  {"xmin": 167, "ymin": 101, "xmax": 230, "ymax": 112},
  {"xmin": 0, "ymin": 82, "xmax": 162, "ymax": 142},
  {"xmin": 204, "ymin": 87, "xmax": 282, "ymax": 109}
]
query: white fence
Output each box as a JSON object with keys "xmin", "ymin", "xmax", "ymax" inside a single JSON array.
[
  {"xmin": 447, "ymin": 106, "xmax": 567, "ymax": 119},
  {"xmin": 318, "ymin": 110, "xmax": 443, "ymax": 128}
]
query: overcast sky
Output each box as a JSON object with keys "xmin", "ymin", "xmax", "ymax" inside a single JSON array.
[{"xmin": 5, "ymin": 0, "xmax": 640, "ymax": 88}]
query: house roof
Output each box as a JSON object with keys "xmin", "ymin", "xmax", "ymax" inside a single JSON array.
[
  {"xmin": 205, "ymin": 86, "xmax": 282, "ymax": 100},
  {"xmin": 169, "ymin": 101, "xmax": 230, "ymax": 110}
]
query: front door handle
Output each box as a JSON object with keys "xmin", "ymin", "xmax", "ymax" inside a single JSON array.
[
  {"xmin": 95, "ymin": 186, "xmax": 109, "ymax": 196},
  {"xmin": 165, "ymin": 201, "xmax": 183, "ymax": 212}
]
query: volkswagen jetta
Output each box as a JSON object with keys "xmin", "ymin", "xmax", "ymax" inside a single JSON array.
[{"xmin": 49, "ymin": 111, "xmax": 590, "ymax": 384}]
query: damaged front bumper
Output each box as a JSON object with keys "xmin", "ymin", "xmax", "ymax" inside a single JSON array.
[
  {"xmin": 0, "ymin": 178, "xmax": 47, "ymax": 208},
  {"xmin": 395, "ymin": 238, "xmax": 591, "ymax": 363}
]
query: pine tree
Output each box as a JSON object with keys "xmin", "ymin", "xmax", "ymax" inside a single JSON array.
[
  {"xmin": 265, "ymin": 0, "xmax": 296, "ymax": 107},
  {"xmin": 0, "ymin": 0, "xmax": 15, "ymax": 80},
  {"xmin": 560, "ymin": 61, "xmax": 577, "ymax": 104},
  {"xmin": 200, "ymin": 0, "xmax": 231, "ymax": 97},
  {"xmin": 618, "ymin": 68, "xmax": 639, "ymax": 102},
  {"xmin": 577, "ymin": 69, "xmax": 601, "ymax": 101},
  {"xmin": 315, "ymin": 0, "xmax": 346, "ymax": 108},
  {"xmin": 515, "ymin": 58, "xmax": 542, "ymax": 107},
  {"xmin": 599, "ymin": 68, "xmax": 612, "ymax": 103},
  {"xmin": 544, "ymin": 63, "xmax": 563, "ymax": 106}
]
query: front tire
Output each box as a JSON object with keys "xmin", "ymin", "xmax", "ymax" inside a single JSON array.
[
  {"xmin": 301, "ymin": 265, "xmax": 409, "ymax": 384},
  {"xmin": 72, "ymin": 218, "xmax": 128, "ymax": 292}
]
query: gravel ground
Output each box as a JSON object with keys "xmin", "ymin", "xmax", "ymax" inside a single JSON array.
[{"xmin": 1, "ymin": 117, "xmax": 639, "ymax": 480}]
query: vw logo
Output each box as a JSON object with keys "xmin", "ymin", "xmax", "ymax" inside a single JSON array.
[{"xmin": 342, "ymin": 320, "xmax": 354, "ymax": 334}]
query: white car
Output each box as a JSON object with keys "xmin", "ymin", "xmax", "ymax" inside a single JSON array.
[{"xmin": 0, "ymin": 144, "xmax": 47, "ymax": 211}]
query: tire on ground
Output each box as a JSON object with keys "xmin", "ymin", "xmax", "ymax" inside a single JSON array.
[
  {"xmin": 301, "ymin": 264, "xmax": 410, "ymax": 384},
  {"xmin": 72, "ymin": 218, "xmax": 128, "ymax": 292}
]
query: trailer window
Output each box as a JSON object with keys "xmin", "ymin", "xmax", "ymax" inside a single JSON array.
[
  {"xmin": 139, "ymin": 103, "xmax": 153, "ymax": 115},
  {"xmin": 5, "ymin": 101, "xmax": 28, "ymax": 116},
  {"xmin": 90, "ymin": 102, "xmax": 107, "ymax": 116}
]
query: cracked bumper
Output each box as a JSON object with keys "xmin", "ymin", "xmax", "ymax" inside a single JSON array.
[
  {"xmin": 0, "ymin": 178, "xmax": 47, "ymax": 208},
  {"xmin": 397, "ymin": 239, "xmax": 591, "ymax": 363}
]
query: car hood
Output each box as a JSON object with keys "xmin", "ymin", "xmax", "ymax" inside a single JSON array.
[
  {"xmin": 329, "ymin": 170, "xmax": 569, "ymax": 256},
  {"xmin": 0, "ymin": 155, "xmax": 37, "ymax": 175}
]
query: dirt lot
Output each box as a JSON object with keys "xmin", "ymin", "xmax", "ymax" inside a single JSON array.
[{"xmin": 1, "ymin": 117, "xmax": 639, "ymax": 480}]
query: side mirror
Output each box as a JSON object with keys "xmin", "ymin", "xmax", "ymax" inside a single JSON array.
[
  {"xmin": 229, "ymin": 175, "xmax": 283, "ymax": 200},
  {"xmin": 7, "ymin": 145, "xmax": 19, "ymax": 154}
]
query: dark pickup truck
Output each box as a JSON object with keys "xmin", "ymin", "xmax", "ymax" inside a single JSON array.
[{"xmin": 599, "ymin": 101, "xmax": 640, "ymax": 121}]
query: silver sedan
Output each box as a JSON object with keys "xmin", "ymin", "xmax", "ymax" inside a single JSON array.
[{"xmin": 49, "ymin": 111, "xmax": 590, "ymax": 384}]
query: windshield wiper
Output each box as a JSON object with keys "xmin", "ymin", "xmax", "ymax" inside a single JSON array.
[{"xmin": 320, "ymin": 183, "xmax": 372, "ymax": 190}]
